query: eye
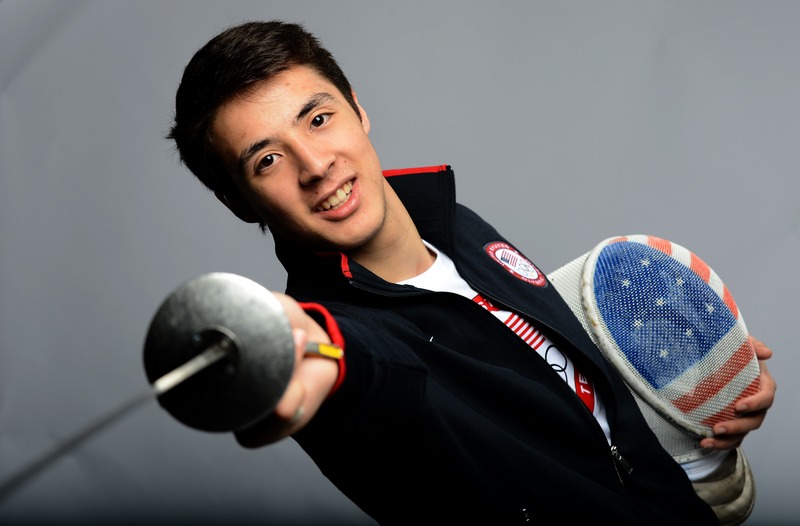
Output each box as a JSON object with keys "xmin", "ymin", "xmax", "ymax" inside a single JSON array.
[
  {"xmin": 311, "ymin": 113, "xmax": 331, "ymax": 128},
  {"xmin": 256, "ymin": 153, "xmax": 278, "ymax": 173}
]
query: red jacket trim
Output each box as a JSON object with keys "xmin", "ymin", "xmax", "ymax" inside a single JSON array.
[{"xmin": 382, "ymin": 164, "xmax": 448, "ymax": 177}]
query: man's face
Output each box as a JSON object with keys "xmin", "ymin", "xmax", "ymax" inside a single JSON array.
[{"xmin": 210, "ymin": 65, "xmax": 387, "ymax": 252}]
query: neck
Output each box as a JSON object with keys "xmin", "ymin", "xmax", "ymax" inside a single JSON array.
[
  {"xmin": 355, "ymin": 234, "xmax": 435, "ymax": 283},
  {"xmin": 347, "ymin": 189, "xmax": 436, "ymax": 283}
]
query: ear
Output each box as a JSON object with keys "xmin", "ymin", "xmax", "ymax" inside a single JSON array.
[
  {"xmin": 352, "ymin": 90, "xmax": 371, "ymax": 134},
  {"xmin": 215, "ymin": 190, "xmax": 261, "ymax": 224}
]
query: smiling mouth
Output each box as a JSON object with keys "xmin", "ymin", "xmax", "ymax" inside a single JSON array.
[{"xmin": 316, "ymin": 180, "xmax": 354, "ymax": 212}]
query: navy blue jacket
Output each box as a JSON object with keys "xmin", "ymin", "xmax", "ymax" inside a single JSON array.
[{"xmin": 276, "ymin": 165, "xmax": 718, "ymax": 525}]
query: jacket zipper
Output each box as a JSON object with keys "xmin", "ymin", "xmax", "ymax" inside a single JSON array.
[{"xmin": 611, "ymin": 445, "xmax": 634, "ymax": 476}]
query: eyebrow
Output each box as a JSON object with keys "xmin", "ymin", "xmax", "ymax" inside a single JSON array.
[{"xmin": 237, "ymin": 92, "xmax": 336, "ymax": 174}]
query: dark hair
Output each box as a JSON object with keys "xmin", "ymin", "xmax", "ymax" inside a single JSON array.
[{"xmin": 167, "ymin": 20, "xmax": 360, "ymax": 194}]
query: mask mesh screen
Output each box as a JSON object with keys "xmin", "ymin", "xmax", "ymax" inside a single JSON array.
[{"xmin": 550, "ymin": 235, "xmax": 761, "ymax": 462}]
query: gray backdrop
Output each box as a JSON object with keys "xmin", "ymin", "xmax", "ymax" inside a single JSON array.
[{"xmin": 1, "ymin": 1, "xmax": 797, "ymax": 524}]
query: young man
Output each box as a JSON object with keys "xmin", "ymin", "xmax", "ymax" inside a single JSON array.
[{"xmin": 168, "ymin": 20, "xmax": 776, "ymax": 525}]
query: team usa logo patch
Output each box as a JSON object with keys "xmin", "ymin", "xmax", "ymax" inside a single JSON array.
[{"xmin": 485, "ymin": 241, "xmax": 547, "ymax": 287}]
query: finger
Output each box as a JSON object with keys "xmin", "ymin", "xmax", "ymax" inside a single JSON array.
[
  {"xmin": 736, "ymin": 362, "xmax": 776, "ymax": 414},
  {"xmin": 272, "ymin": 378, "xmax": 305, "ymax": 422},
  {"xmin": 750, "ymin": 335, "xmax": 773, "ymax": 361},
  {"xmin": 292, "ymin": 328, "xmax": 310, "ymax": 366},
  {"xmin": 712, "ymin": 409, "xmax": 767, "ymax": 438},
  {"xmin": 700, "ymin": 434, "xmax": 745, "ymax": 451}
]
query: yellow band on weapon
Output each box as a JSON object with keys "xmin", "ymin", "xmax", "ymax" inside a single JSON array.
[{"xmin": 305, "ymin": 342, "xmax": 344, "ymax": 360}]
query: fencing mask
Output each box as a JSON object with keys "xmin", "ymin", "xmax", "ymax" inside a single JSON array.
[{"xmin": 548, "ymin": 234, "xmax": 761, "ymax": 464}]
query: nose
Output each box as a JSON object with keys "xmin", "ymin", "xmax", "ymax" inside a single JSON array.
[{"xmin": 293, "ymin": 139, "xmax": 334, "ymax": 186}]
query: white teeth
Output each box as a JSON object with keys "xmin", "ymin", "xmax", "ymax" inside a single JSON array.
[{"xmin": 318, "ymin": 181, "xmax": 353, "ymax": 211}]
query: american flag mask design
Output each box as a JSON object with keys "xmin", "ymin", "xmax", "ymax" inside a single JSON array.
[{"xmin": 549, "ymin": 234, "xmax": 761, "ymax": 463}]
